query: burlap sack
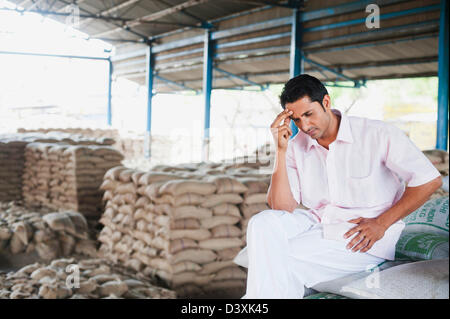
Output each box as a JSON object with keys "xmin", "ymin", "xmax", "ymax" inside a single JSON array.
[
  {"xmin": 243, "ymin": 193, "xmax": 268, "ymax": 205},
  {"xmin": 159, "ymin": 180, "xmax": 216, "ymax": 196},
  {"xmin": 199, "ymin": 260, "xmax": 235, "ymax": 275},
  {"xmin": 170, "ymin": 238, "xmax": 199, "ymax": 254},
  {"xmin": 170, "ymin": 229, "xmax": 212, "ymax": 241},
  {"xmin": 200, "ymin": 216, "xmax": 240, "ymax": 229},
  {"xmin": 198, "ymin": 238, "xmax": 244, "ymax": 251},
  {"xmin": 201, "ymin": 194, "xmax": 243, "ymax": 208},
  {"xmin": 170, "ymin": 248, "xmax": 217, "ymax": 264},
  {"xmin": 207, "ymin": 175, "xmax": 248, "ymax": 194},
  {"xmin": 212, "ymin": 203, "xmax": 241, "ymax": 217},
  {"xmin": 211, "ymin": 225, "xmax": 242, "ymax": 238}
]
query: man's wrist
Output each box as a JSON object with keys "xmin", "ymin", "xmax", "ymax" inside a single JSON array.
[{"xmin": 375, "ymin": 214, "xmax": 393, "ymax": 230}]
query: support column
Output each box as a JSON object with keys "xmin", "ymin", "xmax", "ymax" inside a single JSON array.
[
  {"xmin": 145, "ymin": 44, "xmax": 155, "ymax": 158},
  {"xmin": 107, "ymin": 58, "xmax": 113, "ymax": 126},
  {"xmin": 202, "ymin": 29, "xmax": 214, "ymax": 162},
  {"xmin": 436, "ymin": 0, "xmax": 448, "ymax": 150},
  {"xmin": 289, "ymin": 7, "xmax": 304, "ymax": 138}
]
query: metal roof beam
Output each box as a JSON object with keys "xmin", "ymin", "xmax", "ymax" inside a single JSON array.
[
  {"xmin": 57, "ymin": 0, "xmax": 150, "ymax": 42},
  {"xmin": 78, "ymin": 0, "xmax": 142, "ymax": 27},
  {"xmin": 214, "ymin": 67, "xmax": 264, "ymax": 89},
  {"xmin": 92, "ymin": 0, "xmax": 211, "ymax": 38},
  {"xmin": 155, "ymin": 75, "xmax": 198, "ymax": 93}
]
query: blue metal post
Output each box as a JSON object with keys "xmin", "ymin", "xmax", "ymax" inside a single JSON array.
[
  {"xmin": 107, "ymin": 58, "xmax": 113, "ymax": 126},
  {"xmin": 145, "ymin": 44, "xmax": 155, "ymax": 158},
  {"xmin": 202, "ymin": 30, "xmax": 214, "ymax": 162},
  {"xmin": 289, "ymin": 7, "xmax": 303, "ymax": 138},
  {"xmin": 437, "ymin": 0, "xmax": 448, "ymax": 150}
]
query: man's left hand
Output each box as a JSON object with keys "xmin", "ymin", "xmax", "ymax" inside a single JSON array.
[{"xmin": 343, "ymin": 217, "xmax": 387, "ymax": 253}]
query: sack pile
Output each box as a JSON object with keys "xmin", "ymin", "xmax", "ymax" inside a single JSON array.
[
  {"xmin": 0, "ymin": 201, "xmax": 96, "ymax": 261},
  {"xmin": 236, "ymin": 177, "xmax": 271, "ymax": 243},
  {"xmin": 16, "ymin": 128, "xmax": 118, "ymax": 146},
  {"xmin": 423, "ymin": 149, "xmax": 449, "ymax": 176},
  {"xmin": 22, "ymin": 143, "xmax": 124, "ymax": 217},
  {"xmin": 97, "ymin": 166, "xmax": 249, "ymax": 297},
  {"xmin": 0, "ymin": 139, "xmax": 27, "ymax": 202},
  {"xmin": 0, "ymin": 256, "xmax": 176, "ymax": 299}
]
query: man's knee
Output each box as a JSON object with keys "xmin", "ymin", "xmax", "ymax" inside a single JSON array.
[{"xmin": 248, "ymin": 209, "xmax": 283, "ymax": 231}]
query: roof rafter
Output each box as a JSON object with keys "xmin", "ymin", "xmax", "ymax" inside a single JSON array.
[{"xmin": 92, "ymin": 0, "xmax": 211, "ymax": 38}]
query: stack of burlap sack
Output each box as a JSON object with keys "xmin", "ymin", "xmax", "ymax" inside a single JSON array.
[
  {"xmin": 22, "ymin": 143, "xmax": 123, "ymax": 217},
  {"xmin": 0, "ymin": 133, "xmax": 118, "ymax": 203},
  {"xmin": 0, "ymin": 138, "xmax": 27, "ymax": 202},
  {"xmin": 0, "ymin": 256, "xmax": 176, "ymax": 299},
  {"xmin": 0, "ymin": 201, "xmax": 96, "ymax": 261},
  {"xmin": 15, "ymin": 129, "xmax": 117, "ymax": 146},
  {"xmin": 97, "ymin": 165, "xmax": 251, "ymax": 297}
]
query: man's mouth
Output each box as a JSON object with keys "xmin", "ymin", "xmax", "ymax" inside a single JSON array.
[{"xmin": 307, "ymin": 129, "xmax": 316, "ymax": 136}]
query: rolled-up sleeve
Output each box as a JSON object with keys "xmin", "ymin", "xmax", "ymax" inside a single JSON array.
[
  {"xmin": 383, "ymin": 124, "xmax": 441, "ymax": 187},
  {"xmin": 286, "ymin": 140, "xmax": 301, "ymax": 204}
]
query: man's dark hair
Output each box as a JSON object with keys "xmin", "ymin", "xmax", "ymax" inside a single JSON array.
[{"xmin": 279, "ymin": 74, "xmax": 328, "ymax": 111}]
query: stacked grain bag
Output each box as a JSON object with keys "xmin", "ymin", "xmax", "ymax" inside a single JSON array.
[
  {"xmin": 0, "ymin": 256, "xmax": 176, "ymax": 299},
  {"xmin": 0, "ymin": 201, "xmax": 96, "ymax": 262},
  {"xmin": 235, "ymin": 176, "xmax": 271, "ymax": 244},
  {"xmin": 97, "ymin": 166, "xmax": 248, "ymax": 297},
  {"xmin": 22, "ymin": 143, "xmax": 124, "ymax": 217},
  {"xmin": 423, "ymin": 149, "xmax": 449, "ymax": 176},
  {"xmin": 0, "ymin": 138, "xmax": 27, "ymax": 202}
]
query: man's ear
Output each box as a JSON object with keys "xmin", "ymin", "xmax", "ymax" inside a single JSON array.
[{"xmin": 322, "ymin": 94, "xmax": 331, "ymax": 111}]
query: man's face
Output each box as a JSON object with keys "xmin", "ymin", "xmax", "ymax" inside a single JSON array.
[{"xmin": 285, "ymin": 95, "xmax": 332, "ymax": 140}]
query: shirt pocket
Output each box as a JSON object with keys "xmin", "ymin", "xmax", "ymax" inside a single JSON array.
[{"xmin": 345, "ymin": 174, "xmax": 377, "ymax": 207}]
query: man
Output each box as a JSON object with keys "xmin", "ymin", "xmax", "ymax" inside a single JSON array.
[{"xmin": 234, "ymin": 74, "xmax": 443, "ymax": 299}]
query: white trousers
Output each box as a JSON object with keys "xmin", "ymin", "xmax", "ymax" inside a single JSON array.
[{"xmin": 240, "ymin": 209, "xmax": 385, "ymax": 299}]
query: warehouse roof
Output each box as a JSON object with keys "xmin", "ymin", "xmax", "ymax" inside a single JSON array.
[{"xmin": 10, "ymin": 0, "xmax": 441, "ymax": 92}]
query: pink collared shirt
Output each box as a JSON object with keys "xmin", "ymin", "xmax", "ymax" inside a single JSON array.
[{"xmin": 285, "ymin": 109, "xmax": 441, "ymax": 260}]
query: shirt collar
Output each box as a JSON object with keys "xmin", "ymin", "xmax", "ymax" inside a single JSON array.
[{"xmin": 304, "ymin": 109, "xmax": 354, "ymax": 152}]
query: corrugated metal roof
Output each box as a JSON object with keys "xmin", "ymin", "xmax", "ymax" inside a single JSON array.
[{"xmin": 10, "ymin": 0, "xmax": 442, "ymax": 92}]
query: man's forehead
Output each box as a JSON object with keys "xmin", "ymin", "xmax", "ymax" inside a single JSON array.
[{"xmin": 285, "ymin": 96, "xmax": 316, "ymax": 114}]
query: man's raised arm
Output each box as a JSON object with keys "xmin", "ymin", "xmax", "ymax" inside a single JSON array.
[{"xmin": 266, "ymin": 109, "xmax": 298, "ymax": 212}]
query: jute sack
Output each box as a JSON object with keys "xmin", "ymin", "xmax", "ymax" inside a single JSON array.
[
  {"xmin": 198, "ymin": 238, "xmax": 244, "ymax": 251},
  {"xmin": 243, "ymin": 193, "xmax": 268, "ymax": 205},
  {"xmin": 216, "ymin": 247, "xmax": 242, "ymax": 261},
  {"xmin": 104, "ymin": 166, "xmax": 127, "ymax": 181},
  {"xmin": 213, "ymin": 266, "xmax": 247, "ymax": 281},
  {"xmin": 159, "ymin": 180, "xmax": 216, "ymax": 196},
  {"xmin": 211, "ymin": 225, "xmax": 242, "ymax": 238},
  {"xmin": 237, "ymin": 177, "xmax": 269, "ymax": 195},
  {"xmin": 395, "ymin": 232, "xmax": 449, "ymax": 261},
  {"xmin": 172, "ymin": 261, "xmax": 203, "ymax": 274},
  {"xmin": 201, "ymin": 194, "xmax": 243, "ymax": 208},
  {"xmin": 204, "ymin": 280, "xmax": 246, "ymax": 291},
  {"xmin": 212, "ymin": 203, "xmax": 241, "ymax": 217},
  {"xmin": 200, "ymin": 216, "xmax": 240, "ymax": 229},
  {"xmin": 199, "ymin": 260, "xmax": 235, "ymax": 275},
  {"xmin": 402, "ymin": 197, "xmax": 449, "ymax": 237},
  {"xmin": 151, "ymin": 193, "xmax": 205, "ymax": 206},
  {"xmin": 172, "ymin": 272, "xmax": 215, "ymax": 288},
  {"xmin": 170, "ymin": 248, "xmax": 217, "ymax": 264},
  {"xmin": 138, "ymin": 172, "xmax": 182, "ymax": 185},
  {"xmin": 169, "ymin": 229, "xmax": 212, "ymax": 241},
  {"xmin": 171, "ymin": 218, "xmax": 201, "ymax": 230},
  {"xmin": 170, "ymin": 206, "xmax": 213, "ymax": 219},
  {"xmin": 206, "ymin": 175, "xmax": 248, "ymax": 194},
  {"xmin": 170, "ymin": 238, "xmax": 199, "ymax": 254},
  {"xmin": 240, "ymin": 203, "xmax": 270, "ymax": 219}
]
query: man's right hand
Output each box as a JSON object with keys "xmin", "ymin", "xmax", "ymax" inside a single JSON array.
[{"xmin": 270, "ymin": 109, "xmax": 293, "ymax": 152}]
